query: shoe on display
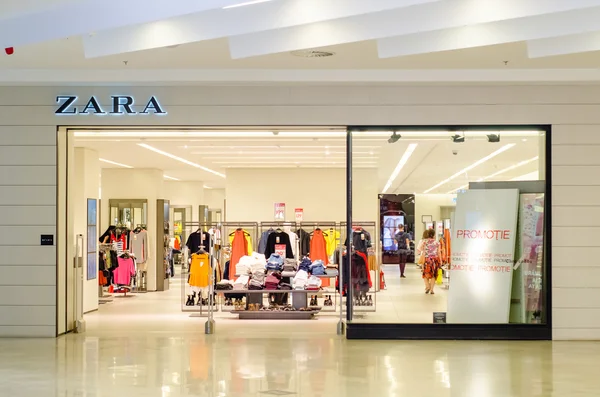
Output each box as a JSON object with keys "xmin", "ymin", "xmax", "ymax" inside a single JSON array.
[{"xmin": 368, "ymin": 296, "xmax": 373, "ymax": 306}]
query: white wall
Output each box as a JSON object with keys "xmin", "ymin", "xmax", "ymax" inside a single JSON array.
[
  {"xmin": 226, "ymin": 168, "xmax": 378, "ymax": 223},
  {"xmin": 101, "ymin": 168, "xmax": 164, "ymax": 291},
  {"xmin": 205, "ymin": 188, "xmax": 225, "ymax": 212},
  {"xmin": 73, "ymin": 148, "xmax": 100, "ymax": 314},
  {"xmin": 0, "ymin": 84, "xmax": 597, "ymax": 339},
  {"xmin": 415, "ymin": 194, "xmax": 456, "ymax": 242},
  {"xmin": 164, "ymin": 181, "xmax": 205, "ymax": 223}
]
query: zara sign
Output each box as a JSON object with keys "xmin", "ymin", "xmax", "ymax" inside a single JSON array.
[{"xmin": 55, "ymin": 95, "xmax": 167, "ymax": 115}]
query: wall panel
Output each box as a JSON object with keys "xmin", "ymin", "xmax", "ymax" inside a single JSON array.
[{"xmin": 0, "ymin": 84, "xmax": 596, "ymax": 339}]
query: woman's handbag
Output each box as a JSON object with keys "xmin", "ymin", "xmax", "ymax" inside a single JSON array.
[{"xmin": 436, "ymin": 268, "xmax": 443, "ymax": 285}]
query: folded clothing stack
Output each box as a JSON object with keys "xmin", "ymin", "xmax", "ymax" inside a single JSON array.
[
  {"xmin": 265, "ymin": 272, "xmax": 282, "ymax": 290},
  {"xmin": 298, "ymin": 258, "xmax": 311, "ymax": 272},
  {"xmin": 249, "ymin": 268, "xmax": 266, "ymax": 290},
  {"xmin": 215, "ymin": 280, "xmax": 234, "ymax": 290},
  {"xmin": 266, "ymin": 253, "xmax": 284, "ymax": 271},
  {"xmin": 281, "ymin": 258, "xmax": 298, "ymax": 277},
  {"xmin": 278, "ymin": 282, "xmax": 292, "ymax": 290},
  {"xmin": 236, "ymin": 252, "xmax": 267, "ymax": 276},
  {"xmin": 293, "ymin": 269, "xmax": 309, "ymax": 290},
  {"xmin": 305, "ymin": 275, "xmax": 323, "ymax": 291},
  {"xmin": 325, "ymin": 267, "xmax": 339, "ymax": 276},
  {"xmin": 233, "ymin": 275, "xmax": 249, "ymax": 290},
  {"xmin": 310, "ymin": 260, "xmax": 326, "ymax": 276}
]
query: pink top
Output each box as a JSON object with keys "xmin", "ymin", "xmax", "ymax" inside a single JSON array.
[{"xmin": 114, "ymin": 257, "xmax": 136, "ymax": 285}]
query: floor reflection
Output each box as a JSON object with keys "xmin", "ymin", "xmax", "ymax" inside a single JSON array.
[{"xmin": 8, "ymin": 328, "xmax": 600, "ymax": 396}]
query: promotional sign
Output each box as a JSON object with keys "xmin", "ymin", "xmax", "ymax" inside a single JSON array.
[
  {"xmin": 295, "ymin": 208, "xmax": 304, "ymax": 222},
  {"xmin": 447, "ymin": 189, "xmax": 519, "ymax": 324},
  {"xmin": 274, "ymin": 203, "xmax": 286, "ymax": 220},
  {"xmin": 512, "ymin": 193, "xmax": 545, "ymax": 324},
  {"xmin": 275, "ymin": 244, "xmax": 286, "ymax": 257}
]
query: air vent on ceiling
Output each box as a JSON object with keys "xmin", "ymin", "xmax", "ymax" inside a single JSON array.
[{"xmin": 291, "ymin": 50, "xmax": 335, "ymax": 58}]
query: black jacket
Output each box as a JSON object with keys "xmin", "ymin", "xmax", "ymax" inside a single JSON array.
[{"xmin": 264, "ymin": 231, "xmax": 294, "ymax": 259}]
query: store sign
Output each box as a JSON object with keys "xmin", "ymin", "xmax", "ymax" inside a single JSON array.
[
  {"xmin": 295, "ymin": 208, "xmax": 304, "ymax": 222},
  {"xmin": 433, "ymin": 312, "xmax": 447, "ymax": 324},
  {"xmin": 447, "ymin": 189, "xmax": 519, "ymax": 324},
  {"xmin": 274, "ymin": 203, "xmax": 285, "ymax": 221},
  {"xmin": 55, "ymin": 95, "xmax": 166, "ymax": 115}
]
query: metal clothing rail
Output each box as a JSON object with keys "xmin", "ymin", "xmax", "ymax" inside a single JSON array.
[{"xmin": 180, "ymin": 221, "xmax": 220, "ymax": 332}]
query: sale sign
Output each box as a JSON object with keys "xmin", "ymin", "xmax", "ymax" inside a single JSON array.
[
  {"xmin": 295, "ymin": 208, "xmax": 304, "ymax": 222},
  {"xmin": 274, "ymin": 203, "xmax": 285, "ymax": 220},
  {"xmin": 447, "ymin": 189, "xmax": 519, "ymax": 324}
]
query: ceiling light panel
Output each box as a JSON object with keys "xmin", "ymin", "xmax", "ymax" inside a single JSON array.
[
  {"xmin": 424, "ymin": 144, "xmax": 515, "ymax": 193},
  {"xmin": 446, "ymin": 156, "xmax": 539, "ymax": 194},
  {"xmin": 99, "ymin": 158, "xmax": 133, "ymax": 168},
  {"xmin": 382, "ymin": 143, "xmax": 418, "ymax": 194},
  {"xmin": 137, "ymin": 143, "xmax": 225, "ymax": 178},
  {"xmin": 164, "ymin": 175, "xmax": 180, "ymax": 181}
]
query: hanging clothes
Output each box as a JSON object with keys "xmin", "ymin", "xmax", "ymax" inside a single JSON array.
[
  {"xmin": 114, "ymin": 256, "xmax": 136, "ymax": 285},
  {"xmin": 344, "ymin": 227, "xmax": 372, "ymax": 253},
  {"xmin": 258, "ymin": 228, "xmax": 274, "ymax": 254},
  {"xmin": 189, "ymin": 253, "xmax": 211, "ymax": 288},
  {"xmin": 187, "ymin": 230, "xmax": 211, "ymax": 253},
  {"xmin": 130, "ymin": 229, "xmax": 148, "ymax": 264},
  {"xmin": 444, "ymin": 228, "xmax": 452, "ymax": 265},
  {"xmin": 296, "ymin": 228, "xmax": 311, "ymax": 256},
  {"xmin": 229, "ymin": 230, "xmax": 249, "ymax": 279},
  {"xmin": 310, "ymin": 229, "xmax": 329, "ymax": 265},
  {"xmin": 228, "ymin": 230, "xmax": 253, "ymax": 255},
  {"xmin": 325, "ymin": 228, "xmax": 341, "ymax": 257},
  {"xmin": 285, "ymin": 227, "xmax": 298, "ymax": 257},
  {"xmin": 264, "ymin": 231, "xmax": 294, "ymax": 259}
]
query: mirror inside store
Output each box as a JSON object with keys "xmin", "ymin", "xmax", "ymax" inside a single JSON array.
[{"xmin": 67, "ymin": 127, "xmax": 546, "ymax": 327}]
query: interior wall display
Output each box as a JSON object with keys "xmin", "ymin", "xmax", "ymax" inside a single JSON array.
[
  {"xmin": 447, "ymin": 189, "xmax": 519, "ymax": 324},
  {"xmin": 511, "ymin": 193, "xmax": 545, "ymax": 324},
  {"xmin": 379, "ymin": 194, "xmax": 415, "ymax": 264},
  {"xmin": 382, "ymin": 215, "xmax": 404, "ymax": 251},
  {"xmin": 295, "ymin": 208, "xmax": 304, "ymax": 222},
  {"xmin": 87, "ymin": 198, "xmax": 97, "ymax": 280},
  {"xmin": 274, "ymin": 203, "xmax": 285, "ymax": 221}
]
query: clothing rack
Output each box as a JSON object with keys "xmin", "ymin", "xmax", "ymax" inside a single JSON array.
[{"xmin": 181, "ymin": 221, "xmax": 222, "ymax": 317}]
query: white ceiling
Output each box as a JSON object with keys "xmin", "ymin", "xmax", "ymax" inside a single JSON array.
[
  {"xmin": 74, "ymin": 129, "xmax": 542, "ymax": 193},
  {"xmin": 2, "ymin": 0, "xmax": 600, "ymax": 83}
]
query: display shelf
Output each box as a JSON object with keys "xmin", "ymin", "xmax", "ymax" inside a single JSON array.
[{"xmin": 230, "ymin": 310, "xmax": 320, "ymax": 320}]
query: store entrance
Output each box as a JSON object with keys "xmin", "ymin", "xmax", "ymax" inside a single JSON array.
[{"xmin": 58, "ymin": 126, "xmax": 546, "ymax": 336}]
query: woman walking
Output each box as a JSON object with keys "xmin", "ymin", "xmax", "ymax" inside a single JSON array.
[{"xmin": 420, "ymin": 229, "xmax": 442, "ymax": 294}]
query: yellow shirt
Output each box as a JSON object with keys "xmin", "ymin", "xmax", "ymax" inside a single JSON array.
[
  {"xmin": 325, "ymin": 229, "xmax": 341, "ymax": 256},
  {"xmin": 189, "ymin": 253, "xmax": 210, "ymax": 288},
  {"xmin": 228, "ymin": 231, "xmax": 253, "ymax": 255}
]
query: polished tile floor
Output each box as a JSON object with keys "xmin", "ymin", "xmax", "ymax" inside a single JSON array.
[{"xmin": 0, "ymin": 267, "xmax": 595, "ymax": 396}]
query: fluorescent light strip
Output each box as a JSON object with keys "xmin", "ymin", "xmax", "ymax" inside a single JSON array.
[
  {"xmin": 75, "ymin": 129, "xmax": 542, "ymax": 139},
  {"xmin": 446, "ymin": 156, "xmax": 539, "ymax": 194},
  {"xmin": 203, "ymin": 185, "xmax": 214, "ymax": 189},
  {"xmin": 382, "ymin": 143, "xmax": 418, "ymax": 194},
  {"xmin": 164, "ymin": 175, "xmax": 180, "ymax": 181},
  {"xmin": 99, "ymin": 158, "xmax": 133, "ymax": 168},
  {"xmin": 137, "ymin": 144, "xmax": 225, "ymax": 178},
  {"xmin": 511, "ymin": 171, "xmax": 540, "ymax": 181},
  {"xmin": 424, "ymin": 144, "xmax": 516, "ymax": 193},
  {"xmin": 223, "ymin": 0, "xmax": 273, "ymax": 9}
]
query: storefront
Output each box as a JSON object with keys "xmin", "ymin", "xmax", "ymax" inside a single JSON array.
[{"xmin": 0, "ymin": 84, "xmax": 593, "ymax": 340}]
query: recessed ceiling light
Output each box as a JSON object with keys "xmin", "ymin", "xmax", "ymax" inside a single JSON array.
[
  {"xmin": 99, "ymin": 158, "xmax": 133, "ymax": 168},
  {"xmin": 382, "ymin": 143, "xmax": 418, "ymax": 194},
  {"xmin": 425, "ymin": 144, "xmax": 515, "ymax": 193},
  {"xmin": 184, "ymin": 145, "xmax": 188, "ymax": 149},
  {"xmin": 137, "ymin": 143, "xmax": 225, "ymax": 178},
  {"xmin": 164, "ymin": 175, "xmax": 180, "ymax": 181}
]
